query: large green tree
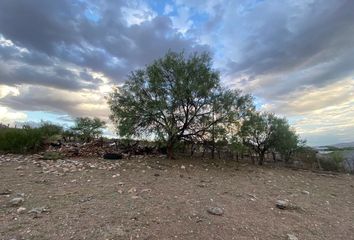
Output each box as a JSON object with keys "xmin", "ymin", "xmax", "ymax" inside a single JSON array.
[{"xmin": 108, "ymin": 51, "xmax": 253, "ymax": 158}]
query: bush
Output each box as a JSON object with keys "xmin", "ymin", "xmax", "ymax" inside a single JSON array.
[
  {"xmin": 42, "ymin": 151, "xmax": 63, "ymax": 160},
  {"xmin": 319, "ymin": 151, "xmax": 344, "ymax": 171},
  {"xmin": 0, "ymin": 123, "xmax": 63, "ymax": 154},
  {"xmin": 0, "ymin": 128, "xmax": 44, "ymax": 153}
]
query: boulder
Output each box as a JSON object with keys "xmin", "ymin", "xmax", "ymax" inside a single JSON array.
[{"xmin": 103, "ymin": 153, "xmax": 123, "ymax": 160}]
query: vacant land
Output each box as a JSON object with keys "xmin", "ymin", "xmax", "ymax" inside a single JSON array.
[{"xmin": 1, "ymin": 155, "xmax": 353, "ymax": 240}]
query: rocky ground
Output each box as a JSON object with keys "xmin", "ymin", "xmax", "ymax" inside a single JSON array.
[{"xmin": 0, "ymin": 154, "xmax": 353, "ymax": 240}]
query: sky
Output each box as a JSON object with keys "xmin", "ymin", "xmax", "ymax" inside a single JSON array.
[{"xmin": 0, "ymin": 0, "xmax": 353, "ymax": 146}]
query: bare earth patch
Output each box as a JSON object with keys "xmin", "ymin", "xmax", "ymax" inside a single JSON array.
[{"xmin": 1, "ymin": 155, "xmax": 353, "ymax": 240}]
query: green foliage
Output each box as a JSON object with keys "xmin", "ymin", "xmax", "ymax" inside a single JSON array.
[
  {"xmin": 240, "ymin": 112, "xmax": 302, "ymax": 164},
  {"xmin": 270, "ymin": 117, "xmax": 304, "ymax": 162},
  {"xmin": 39, "ymin": 121, "xmax": 63, "ymax": 137},
  {"xmin": 108, "ymin": 51, "xmax": 253, "ymax": 158},
  {"xmin": 71, "ymin": 117, "xmax": 106, "ymax": 142},
  {"xmin": 319, "ymin": 151, "xmax": 344, "ymax": 172},
  {"xmin": 0, "ymin": 122, "xmax": 63, "ymax": 154}
]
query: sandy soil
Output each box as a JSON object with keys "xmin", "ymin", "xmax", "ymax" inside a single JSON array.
[{"xmin": 1, "ymin": 155, "xmax": 353, "ymax": 240}]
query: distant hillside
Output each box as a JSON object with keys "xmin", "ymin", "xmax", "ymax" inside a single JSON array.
[{"xmin": 331, "ymin": 141, "xmax": 354, "ymax": 149}]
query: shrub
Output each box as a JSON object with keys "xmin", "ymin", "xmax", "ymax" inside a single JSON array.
[
  {"xmin": 319, "ymin": 151, "xmax": 344, "ymax": 171},
  {"xmin": 0, "ymin": 123, "xmax": 63, "ymax": 154},
  {"xmin": 0, "ymin": 128, "xmax": 44, "ymax": 153},
  {"xmin": 42, "ymin": 151, "xmax": 63, "ymax": 160}
]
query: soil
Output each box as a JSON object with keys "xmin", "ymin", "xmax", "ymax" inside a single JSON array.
[{"xmin": 1, "ymin": 155, "xmax": 353, "ymax": 240}]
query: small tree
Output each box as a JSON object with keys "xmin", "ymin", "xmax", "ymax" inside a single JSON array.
[
  {"xmin": 241, "ymin": 112, "xmax": 302, "ymax": 165},
  {"xmin": 39, "ymin": 121, "xmax": 63, "ymax": 137},
  {"xmin": 71, "ymin": 117, "xmax": 106, "ymax": 142},
  {"xmin": 271, "ymin": 119, "xmax": 303, "ymax": 162},
  {"xmin": 108, "ymin": 51, "xmax": 252, "ymax": 159}
]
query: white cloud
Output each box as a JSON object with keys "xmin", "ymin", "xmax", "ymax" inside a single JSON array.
[
  {"xmin": 164, "ymin": 4, "xmax": 173, "ymax": 15},
  {"xmin": 0, "ymin": 106, "xmax": 27, "ymax": 125},
  {"xmin": 121, "ymin": 2, "xmax": 156, "ymax": 26}
]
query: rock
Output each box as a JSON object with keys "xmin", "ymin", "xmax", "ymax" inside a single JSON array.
[
  {"xmin": 287, "ymin": 234, "xmax": 298, "ymax": 240},
  {"xmin": 17, "ymin": 207, "xmax": 27, "ymax": 214},
  {"xmin": 9, "ymin": 197, "xmax": 24, "ymax": 206},
  {"xmin": 275, "ymin": 200, "xmax": 289, "ymax": 209},
  {"xmin": 16, "ymin": 166, "xmax": 24, "ymax": 170},
  {"xmin": 301, "ymin": 190, "xmax": 310, "ymax": 195},
  {"xmin": 0, "ymin": 189, "xmax": 11, "ymax": 195},
  {"xmin": 276, "ymin": 200, "xmax": 299, "ymax": 211},
  {"xmin": 103, "ymin": 153, "xmax": 123, "ymax": 160},
  {"xmin": 207, "ymin": 207, "xmax": 224, "ymax": 216},
  {"xmin": 28, "ymin": 206, "xmax": 50, "ymax": 215}
]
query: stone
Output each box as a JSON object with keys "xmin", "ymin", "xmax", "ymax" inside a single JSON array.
[
  {"xmin": 276, "ymin": 200, "xmax": 299, "ymax": 211},
  {"xmin": 9, "ymin": 197, "xmax": 24, "ymax": 206},
  {"xmin": 0, "ymin": 189, "xmax": 11, "ymax": 195},
  {"xmin": 207, "ymin": 207, "xmax": 224, "ymax": 216},
  {"xmin": 287, "ymin": 234, "xmax": 298, "ymax": 240},
  {"xmin": 103, "ymin": 153, "xmax": 123, "ymax": 160},
  {"xmin": 17, "ymin": 207, "xmax": 27, "ymax": 214},
  {"xmin": 28, "ymin": 206, "xmax": 50, "ymax": 215},
  {"xmin": 275, "ymin": 200, "xmax": 289, "ymax": 209}
]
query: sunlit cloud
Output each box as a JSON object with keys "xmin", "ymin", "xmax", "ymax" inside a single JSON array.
[{"xmin": 0, "ymin": 0, "xmax": 353, "ymax": 145}]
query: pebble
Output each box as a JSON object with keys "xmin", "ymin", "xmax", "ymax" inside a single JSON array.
[
  {"xmin": 276, "ymin": 200, "xmax": 289, "ymax": 209},
  {"xmin": 17, "ymin": 207, "xmax": 27, "ymax": 214},
  {"xmin": 9, "ymin": 197, "xmax": 24, "ymax": 206},
  {"xmin": 207, "ymin": 207, "xmax": 224, "ymax": 216},
  {"xmin": 287, "ymin": 234, "xmax": 298, "ymax": 240}
]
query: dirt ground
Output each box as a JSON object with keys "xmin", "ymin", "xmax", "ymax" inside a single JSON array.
[{"xmin": 1, "ymin": 155, "xmax": 353, "ymax": 240}]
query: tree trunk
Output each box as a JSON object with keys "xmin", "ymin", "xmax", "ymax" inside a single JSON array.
[
  {"xmin": 211, "ymin": 144, "xmax": 215, "ymax": 159},
  {"xmin": 167, "ymin": 143, "xmax": 174, "ymax": 159},
  {"xmin": 272, "ymin": 152, "xmax": 276, "ymax": 162},
  {"xmin": 259, "ymin": 153, "xmax": 265, "ymax": 165}
]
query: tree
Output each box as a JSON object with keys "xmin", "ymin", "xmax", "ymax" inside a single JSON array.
[
  {"xmin": 270, "ymin": 119, "xmax": 304, "ymax": 162},
  {"xmin": 241, "ymin": 112, "xmax": 278, "ymax": 165},
  {"xmin": 108, "ymin": 51, "xmax": 253, "ymax": 159},
  {"xmin": 39, "ymin": 121, "xmax": 63, "ymax": 137},
  {"xmin": 71, "ymin": 117, "xmax": 106, "ymax": 142},
  {"xmin": 241, "ymin": 112, "xmax": 302, "ymax": 165}
]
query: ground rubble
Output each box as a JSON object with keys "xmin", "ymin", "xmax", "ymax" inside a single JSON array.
[{"xmin": 0, "ymin": 154, "xmax": 353, "ymax": 240}]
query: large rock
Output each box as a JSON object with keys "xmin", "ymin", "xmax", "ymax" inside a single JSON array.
[{"xmin": 103, "ymin": 153, "xmax": 123, "ymax": 160}]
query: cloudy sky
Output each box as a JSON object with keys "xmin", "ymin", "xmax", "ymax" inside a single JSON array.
[{"xmin": 0, "ymin": 0, "xmax": 353, "ymax": 146}]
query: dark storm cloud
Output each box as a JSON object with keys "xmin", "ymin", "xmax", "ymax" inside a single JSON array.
[
  {"xmin": 0, "ymin": 85, "xmax": 109, "ymax": 118},
  {"xmin": 0, "ymin": 0, "xmax": 208, "ymax": 85},
  {"xmin": 0, "ymin": 61, "xmax": 99, "ymax": 90},
  {"xmin": 223, "ymin": 0, "xmax": 354, "ymax": 97}
]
